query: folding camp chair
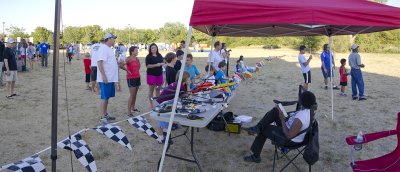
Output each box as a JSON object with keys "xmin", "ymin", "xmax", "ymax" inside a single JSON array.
[
  {"xmin": 345, "ymin": 112, "xmax": 400, "ymax": 172},
  {"xmin": 270, "ymin": 85, "xmax": 317, "ymax": 172}
]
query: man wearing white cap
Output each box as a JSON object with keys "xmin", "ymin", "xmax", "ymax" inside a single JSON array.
[
  {"xmin": 97, "ymin": 33, "xmax": 118, "ymax": 123},
  {"xmin": 3, "ymin": 38, "xmax": 18, "ymax": 99},
  {"xmin": 348, "ymin": 44, "xmax": 366, "ymax": 101}
]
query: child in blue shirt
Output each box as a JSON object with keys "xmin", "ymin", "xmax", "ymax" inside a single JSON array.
[
  {"xmin": 215, "ymin": 61, "xmax": 227, "ymax": 84},
  {"xmin": 184, "ymin": 54, "xmax": 200, "ymax": 89}
]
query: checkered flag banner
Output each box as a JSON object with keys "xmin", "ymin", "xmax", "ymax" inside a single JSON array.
[
  {"xmin": 95, "ymin": 124, "xmax": 132, "ymax": 150},
  {"xmin": 6, "ymin": 154, "xmax": 46, "ymax": 172},
  {"xmin": 128, "ymin": 116, "xmax": 163, "ymax": 143},
  {"xmin": 58, "ymin": 134, "xmax": 97, "ymax": 172}
]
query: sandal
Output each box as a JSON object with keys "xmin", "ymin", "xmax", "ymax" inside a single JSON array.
[
  {"xmin": 11, "ymin": 93, "xmax": 18, "ymax": 97},
  {"xmin": 132, "ymin": 108, "xmax": 140, "ymax": 112},
  {"xmin": 6, "ymin": 95, "xmax": 13, "ymax": 99},
  {"xmin": 127, "ymin": 113, "xmax": 134, "ymax": 117},
  {"xmin": 244, "ymin": 154, "xmax": 261, "ymax": 163}
]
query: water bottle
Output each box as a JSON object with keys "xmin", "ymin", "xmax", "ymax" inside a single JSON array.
[{"xmin": 354, "ymin": 131, "xmax": 364, "ymax": 151}]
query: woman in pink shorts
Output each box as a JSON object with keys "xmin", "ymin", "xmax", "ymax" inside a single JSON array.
[{"xmin": 145, "ymin": 43, "xmax": 164, "ymax": 108}]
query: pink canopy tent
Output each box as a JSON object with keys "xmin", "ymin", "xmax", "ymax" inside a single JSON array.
[{"xmin": 158, "ymin": 0, "xmax": 400, "ymax": 171}]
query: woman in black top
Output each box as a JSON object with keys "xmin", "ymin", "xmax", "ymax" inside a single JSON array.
[{"xmin": 146, "ymin": 43, "xmax": 164, "ymax": 108}]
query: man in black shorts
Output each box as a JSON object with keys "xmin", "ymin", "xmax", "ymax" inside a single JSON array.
[
  {"xmin": 90, "ymin": 39, "xmax": 104, "ymax": 93},
  {"xmin": 298, "ymin": 45, "xmax": 312, "ymax": 91}
]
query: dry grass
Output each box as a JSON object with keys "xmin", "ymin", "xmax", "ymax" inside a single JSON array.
[{"xmin": 0, "ymin": 48, "xmax": 399, "ymax": 171}]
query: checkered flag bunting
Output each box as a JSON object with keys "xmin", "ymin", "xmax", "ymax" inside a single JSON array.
[
  {"xmin": 58, "ymin": 134, "xmax": 97, "ymax": 172},
  {"xmin": 6, "ymin": 154, "xmax": 46, "ymax": 172},
  {"xmin": 128, "ymin": 116, "xmax": 163, "ymax": 143},
  {"xmin": 95, "ymin": 124, "xmax": 132, "ymax": 150}
]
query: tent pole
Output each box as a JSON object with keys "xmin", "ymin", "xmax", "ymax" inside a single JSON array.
[
  {"xmin": 329, "ymin": 36, "xmax": 334, "ymax": 120},
  {"xmin": 51, "ymin": 0, "xmax": 61, "ymax": 171},
  {"xmin": 158, "ymin": 26, "xmax": 193, "ymax": 172},
  {"xmin": 207, "ymin": 36, "xmax": 215, "ymax": 76}
]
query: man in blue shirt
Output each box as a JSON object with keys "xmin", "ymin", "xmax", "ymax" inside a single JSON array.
[
  {"xmin": 39, "ymin": 40, "xmax": 50, "ymax": 67},
  {"xmin": 320, "ymin": 44, "xmax": 339, "ymax": 90}
]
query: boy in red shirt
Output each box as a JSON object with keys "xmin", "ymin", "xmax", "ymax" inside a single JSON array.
[
  {"xmin": 83, "ymin": 53, "xmax": 91, "ymax": 90},
  {"xmin": 339, "ymin": 58, "xmax": 349, "ymax": 96}
]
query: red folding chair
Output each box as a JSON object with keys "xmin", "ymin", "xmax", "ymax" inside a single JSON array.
[{"xmin": 345, "ymin": 112, "xmax": 400, "ymax": 172}]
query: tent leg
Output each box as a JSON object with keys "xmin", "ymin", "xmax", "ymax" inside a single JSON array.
[
  {"xmin": 207, "ymin": 37, "xmax": 215, "ymax": 76},
  {"xmin": 158, "ymin": 26, "xmax": 193, "ymax": 172},
  {"xmin": 329, "ymin": 36, "xmax": 334, "ymax": 120}
]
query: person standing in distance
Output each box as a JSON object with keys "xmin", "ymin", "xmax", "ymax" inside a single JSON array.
[
  {"xmin": 348, "ymin": 44, "xmax": 366, "ymax": 101},
  {"xmin": 3, "ymin": 38, "xmax": 18, "ymax": 99},
  {"xmin": 39, "ymin": 40, "xmax": 50, "ymax": 67},
  {"xmin": 298, "ymin": 45, "xmax": 313, "ymax": 91}
]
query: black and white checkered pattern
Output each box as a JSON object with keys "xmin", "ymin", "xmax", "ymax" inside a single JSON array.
[
  {"xmin": 128, "ymin": 116, "xmax": 163, "ymax": 143},
  {"xmin": 58, "ymin": 134, "xmax": 97, "ymax": 172},
  {"xmin": 6, "ymin": 154, "xmax": 46, "ymax": 172},
  {"xmin": 95, "ymin": 124, "xmax": 132, "ymax": 150}
]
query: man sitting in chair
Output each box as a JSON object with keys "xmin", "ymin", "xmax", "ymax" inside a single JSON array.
[{"xmin": 243, "ymin": 91, "xmax": 316, "ymax": 163}]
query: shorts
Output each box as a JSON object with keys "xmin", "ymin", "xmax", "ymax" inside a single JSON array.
[
  {"xmin": 340, "ymin": 81, "xmax": 347, "ymax": 86},
  {"xmin": 90, "ymin": 67, "xmax": 97, "ymax": 81},
  {"xmin": 5, "ymin": 71, "xmax": 18, "ymax": 82},
  {"xmin": 302, "ymin": 71, "xmax": 311, "ymax": 83},
  {"xmin": 85, "ymin": 74, "xmax": 90, "ymax": 83},
  {"xmin": 157, "ymin": 121, "xmax": 169, "ymax": 129},
  {"xmin": 127, "ymin": 78, "xmax": 141, "ymax": 88},
  {"xmin": 99, "ymin": 82, "xmax": 115, "ymax": 100},
  {"xmin": 321, "ymin": 66, "xmax": 334, "ymax": 78},
  {"xmin": 147, "ymin": 75, "xmax": 163, "ymax": 86}
]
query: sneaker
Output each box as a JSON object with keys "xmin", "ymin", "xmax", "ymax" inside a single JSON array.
[
  {"xmin": 244, "ymin": 154, "xmax": 261, "ymax": 163},
  {"xmin": 324, "ymin": 86, "xmax": 328, "ymax": 90},
  {"xmin": 352, "ymin": 96, "xmax": 358, "ymax": 100},
  {"xmin": 359, "ymin": 97, "xmax": 367, "ymax": 101},
  {"xmin": 242, "ymin": 126, "xmax": 260, "ymax": 136},
  {"xmin": 104, "ymin": 114, "xmax": 116, "ymax": 120},
  {"xmin": 333, "ymin": 86, "xmax": 340, "ymax": 90},
  {"xmin": 99, "ymin": 117, "xmax": 108, "ymax": 125}
]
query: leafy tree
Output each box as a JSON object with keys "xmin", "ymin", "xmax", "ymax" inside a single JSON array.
[
  {"xmin": 63, "ymin": 26, "xmax": 84, "ymax": 44},
  {"xmin": 31, "ymin": 27, "xmax": 51, "ymax": 43},
  {"xmin": 6, "ymin": 25, "xmax": 29, "ymax": 38},
  {"xmin": 80, "ymin": 25, "xmax": 103, "ymax": 44}
]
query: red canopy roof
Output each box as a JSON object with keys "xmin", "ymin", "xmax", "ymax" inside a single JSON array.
[{"xmin": 189, "ymin": 0, "xmax": 400, "ymax": 36}]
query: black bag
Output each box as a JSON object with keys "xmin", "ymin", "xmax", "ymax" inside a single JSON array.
[
  {"xmin": 207, "ymin": 112, "xmax": 234, "ymax": 131},
  {"xmin": 303, "ymin": 120, "xmax": 319, "ymax": 165}
]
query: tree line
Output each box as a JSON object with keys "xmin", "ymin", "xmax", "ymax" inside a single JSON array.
[{"xmin": 3, "ymin": 23, "xmax": 399, "ymax": 54}]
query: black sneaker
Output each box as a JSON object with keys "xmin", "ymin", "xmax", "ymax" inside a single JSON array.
[
  {"xmin": 359, "ymin": 97, "xmax": 367, "ymax": 101},
  {"xmin": 105, "ymin": 114, "xmax": 116, "ymax": 120},
  {"xmin": 352, "ymin": 96, "xmax": 358, "ymax": 100},
  {"xmin": 244, "ymin": 154, "xmax": 261, "ymax": 163},
  {"xmin": 324, "ymin": 86, "xmax": 328, "ymax": 90},
  {"xmin": 333, "ymin": 86, "xmax": 340, "ymax": 90},
  {"xmin": 242, "ymin": 126, "xmax": 260, "ymax": 136}
]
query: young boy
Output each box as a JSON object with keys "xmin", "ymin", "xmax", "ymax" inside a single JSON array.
[
  {"xmin": 156, "ymin": 72, "xmax": 191, "ymax": 143},
  {"xmin": 339, "ymin": 58, "xmax": 349, "ymax": 96},
  {"xmin": 184, "ymin": 54, "xmax": 200, "ymax": 89},
  {"xmin": 165, "ymin": 52, "xmax": 177, "ymax": 85},
  {"xmin": 215, "ymin": 61, "xmax": 227, "ymax": 84},
  {"xmin": 83, "ymin": 53, "xmax": 91, "ymax": 90},
  {"xmin": 298, "ymin": 45, "xmax": 312, "ymax": 91},
  {"xmin": 174, "ymin": 49, "xmax": 184, "ymax": 71}
]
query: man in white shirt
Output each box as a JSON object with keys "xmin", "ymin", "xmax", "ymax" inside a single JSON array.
[
  {"xmin": 298, "ymin": 45, "xmax": 313, "ymax": 91},
  {"xmin": 97, "ymin": 33, "xmax": 118, "ymax": 124},
  {"xmin": 207, "ymin": 41, "xmax": 224, "ymax": 72}
]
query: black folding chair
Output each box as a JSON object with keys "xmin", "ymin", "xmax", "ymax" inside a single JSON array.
[{"xmin": 270, "ymin": 85, "xmax": 318, "ymax": 172}]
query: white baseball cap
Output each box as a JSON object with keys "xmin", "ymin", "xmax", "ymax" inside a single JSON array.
[
  {"xmin": 104, "ymin": 33, "xmax": 117, "ymax": 40},
  {"xmin": 351, "ymin": 44, "xmax": 359, "ymax": 50},
  {"xmin": 8, "ymin": 38, "xmax": 15, "ymax": 43}
]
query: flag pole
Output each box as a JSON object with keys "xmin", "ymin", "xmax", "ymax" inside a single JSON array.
[
  {"xmin": 329, "ymin": 36, "xmax": 334, "ymax": 120},
  {"xmin": 51, "ymin": 0, "xmax": 61, "ymax": 171}
]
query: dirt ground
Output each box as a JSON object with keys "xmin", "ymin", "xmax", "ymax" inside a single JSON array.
[{"xmin": 0, "ymin": 48, "xmax": 399, "ymax": 171}]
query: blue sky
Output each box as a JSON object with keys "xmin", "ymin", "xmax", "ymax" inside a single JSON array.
[{"xmin": 1, "ymin": 0, "xmax": 399, "ymax": 34}]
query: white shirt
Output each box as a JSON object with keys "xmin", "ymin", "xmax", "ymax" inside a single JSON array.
[
  {"xmin": 96, "ymin": 44, "xmax": 119, "ymax": 83},
  {"xmin": 298, "ymin": 54, "xmax": 310, "ymax": 73},
  {"xmin": 207, "ymin": 50, "xmax": 224, "ymax": 71},
  {"xmin": 90, "ymin": 43, "xmax": 101, "ymax": 67},
  {"xmin": 20, "ymin": 47, "xmax": 26, "ymax": 56},
  {"xmin": 286, "ymin": 109, "xmax": 311, "ymax": 143}
]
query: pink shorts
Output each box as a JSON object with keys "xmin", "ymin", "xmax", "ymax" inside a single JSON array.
[{"xmin": 147, "ymin": 75, "xmax": 163, "ymax": 86}]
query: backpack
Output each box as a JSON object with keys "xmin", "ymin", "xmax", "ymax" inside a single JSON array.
[{"xmin": 303, "ymin": 120, "xmax": 319, "ymax": 165}]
